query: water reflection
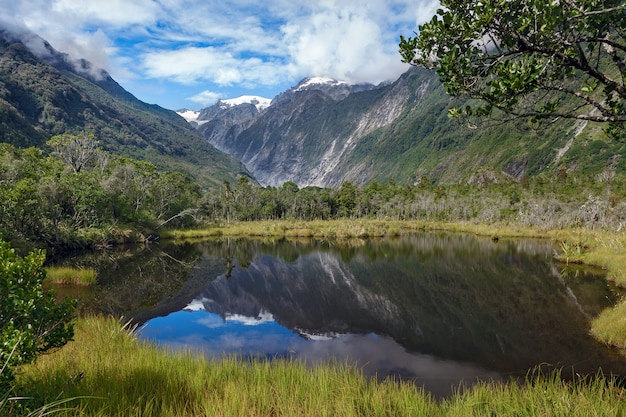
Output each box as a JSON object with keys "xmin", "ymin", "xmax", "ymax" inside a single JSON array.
[
  {"xmin": 141, "ymin": 308, "xmax": 502, "ymax": 397},
  {"xmin": 54, "ymin": 234, "xmax": 626, "ymax": 396}
]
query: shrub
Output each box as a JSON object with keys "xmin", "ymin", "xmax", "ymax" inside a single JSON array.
[{"xmin": 0, "ymin": 238, "xmax": 76, "ymax": 388}]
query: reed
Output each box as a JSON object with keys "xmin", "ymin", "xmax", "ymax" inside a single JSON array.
[
  {"xmin": 162, "ymin": 219, "xmax": 427, "ymax": 241},
  {"xmin": 44, "ymin": 266, "xmax": 96, "ymax": 286},
  {"xmin": 14, "ymin": 316, "xmax": 626, "ymax": 417}
]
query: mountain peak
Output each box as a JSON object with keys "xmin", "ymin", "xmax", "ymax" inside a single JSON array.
[
  {"xmin": 0, "ymin": 23, "xmax": 108, "ymax": 82},
  {"xmin": 219, "ymin": 96, "xmax": 272, "ymax": 112},
  {"xmin": 295, "ymin": 77, "xmax": 348, "ymax": 91}
]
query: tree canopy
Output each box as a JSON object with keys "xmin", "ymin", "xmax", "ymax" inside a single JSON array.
[{"xmin": 399, "ymin": 0, "xmax": 626, "ymax": 133}]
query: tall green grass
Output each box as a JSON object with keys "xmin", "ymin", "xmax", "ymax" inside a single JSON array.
[
  {"xmin": 15, "ymin": 316, "xmax": 626, "ymax": 416},
  {"xmin": 164, "ymin": 220, "xmax": 626, "ymax": 284},
  {"xmin": 44, "ymin": 266, "xmax": 96, "ymax": 286},
  {"xmin": 591, "ymin": 300, "xmax": 626, "ymax": 349},
  {"xmin": 161, "ymin": 219, "xmax": 541, "ymax": 241}
]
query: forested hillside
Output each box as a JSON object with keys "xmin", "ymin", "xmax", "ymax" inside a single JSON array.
[{"xmin": 0, "ymin": 31, "xmax": 247, "ymax": 187}]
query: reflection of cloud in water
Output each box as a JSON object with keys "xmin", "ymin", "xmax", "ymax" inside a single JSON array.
[
  {"xmin": 293, "ymin": 333, "xmax": 502, "ymax": 397},
  {"xmin": 225, "ymin": 311, "xmax": 275, "ymax": 325},
  {"xmin": 195, "ymin": 314, "xmax": 225, "ymax": 329},
  {"xmin": 141, "ymin": 310, "xmax": 500, "ymax": 396}
]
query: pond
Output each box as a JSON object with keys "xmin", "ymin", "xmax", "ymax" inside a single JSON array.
[{"xmin": 54, "ymin": 233, "xmax": 626, "ymax": 397}]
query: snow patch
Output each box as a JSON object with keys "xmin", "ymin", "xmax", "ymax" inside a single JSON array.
[
  {"xmin": 184, "ymin": 297, "xmax": 212, "ymax": 311},
  {"xmin": 296, "ymin": 77, "xmax": 347, "ymax": 91},
  {"xmin": 177, "ymin": 109, "xmax": 201, "ymax": 122},
  {"xmin": 296, "ymin": 329, "xmax": 344, "ymax": 340},
  {"xmin": 219, "ymin": 96, "xmax": 272, "ymax": 111}
]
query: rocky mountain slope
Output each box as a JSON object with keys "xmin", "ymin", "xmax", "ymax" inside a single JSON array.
[
  {"xmin": 0, "ymin": 27, "xmax": 247, "ymax": 187},
  {"xmin": 186, "ymin": 70, "xmax": 624, "ymax": 187}
]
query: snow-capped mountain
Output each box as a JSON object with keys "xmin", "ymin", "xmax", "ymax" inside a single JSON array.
[
  {"xmin": 176, "ymin": 95, "xmax": 271, "ymax": 126},
  {"xmin": 295, "ymin": 77, "xmax": 348, "ymax": 91},
  {"xmin": 184, "ymin": 76, "xmax": 396, "ymax": 187},
  {"xmin": 219, "ymin": 96, "xmax": 271, "ymax": 112},
  {"xmin": 272, "ymin": 77, "xmax": 374, "ymax": 105},
  {"xmin": 176, "ymin": 109, "xmax": 201, "ymax": 123}
]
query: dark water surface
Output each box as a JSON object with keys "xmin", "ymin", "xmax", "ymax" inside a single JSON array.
[{"xmin": 56, "ymin": 234, "xmax": 626, "ymax": 397}]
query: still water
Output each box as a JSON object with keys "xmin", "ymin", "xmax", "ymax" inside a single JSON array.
[{"xmin": 59, "ymin": 234, "xmax": 626, "ymax": 396}]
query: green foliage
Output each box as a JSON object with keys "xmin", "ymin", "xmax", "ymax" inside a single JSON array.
[
  {"xmin": 198, "ymin": 171, "xmax": 626, "ymax": 232},
  {"xmin": 0, "ymin": 37, "xmax": 244, "ymax": 187},
  {"xmin": 338, "ymin": 181, "xmax": 358, "ymax": 218},
  {"xmin": 0, "ymin": 140, "xmax": 202, "ymax": 251},
  {"xmin": 0, "ymin": 239, "xmax": 75, "ymax": 388},
  {"xmin": 47, "ymin": 132, "xmax": 102, "ymax": 173},
  {"xmin": 400, "ymin": 0, "xmax": 626, "ymax": 130}
]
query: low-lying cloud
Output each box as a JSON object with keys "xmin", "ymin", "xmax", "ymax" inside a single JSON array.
[{"xmin": 2, "ymin": 0, "xmax": 440, "ymax": 107}]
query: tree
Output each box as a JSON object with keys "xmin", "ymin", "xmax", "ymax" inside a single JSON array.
[
  {"xmin": 399, "ymin": 0, "xmax": 626, "ymax": 134},
  {"xmin": 0, "ymin": 239, "xmax": 75, "ymax": 388},
  {"xmin": 47, "ymin": 132, "xmax": 103, "ymax": 173},
  {"xmin": 338, "ymin": 181, "xmax": 358, "ymax": 218}
]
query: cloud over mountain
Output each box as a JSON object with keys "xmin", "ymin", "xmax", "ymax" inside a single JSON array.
[{"xmin": 2, "ymin": 0, "xmax": 439, "ymax": 109}]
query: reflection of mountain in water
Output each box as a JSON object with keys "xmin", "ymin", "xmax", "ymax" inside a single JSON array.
[
  {"xmin": 199, "ymin": 251, "xmax": 400, "ymax": 338},
  {"xmin": 189, "ymin": 235, "xmax": 626, "ymax": 376}
]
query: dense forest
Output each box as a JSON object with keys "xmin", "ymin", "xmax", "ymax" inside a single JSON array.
[
  {"xmin": 0, "ymin": 134, "xmax": 199, "ymax": 252},
  {"xmin": 205, "ymin": 170, "xmax": 625, "ymax": 230},
  {"xmin": 2, "ymin": 132, "xmax": 624, "ymax": 255}
]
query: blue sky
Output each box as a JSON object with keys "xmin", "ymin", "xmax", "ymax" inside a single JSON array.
[{"xmin": 1, "ymin": 0, "xmax": 439, "ymax": 110}]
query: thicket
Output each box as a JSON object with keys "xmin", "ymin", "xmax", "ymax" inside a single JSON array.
[
  {"xmin": 1, "ymin": 133, "xmax": 624, "ymax": 255},
  {"xmin": 0, "ymin": 135, "xmax": 200, "ymax": 252},
  {"xmin": 204, "ymin": 172, "xmax": 626, "ymax": 231}
]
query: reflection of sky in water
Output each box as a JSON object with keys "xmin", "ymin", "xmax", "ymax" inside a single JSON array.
[{"xmin": 140, "ymin": 308, "xmax": 501, "ymax": 397}]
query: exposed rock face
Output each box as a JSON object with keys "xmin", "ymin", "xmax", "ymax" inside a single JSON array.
[
  {"xmin": 197, "ymin": 103, "xmax": 260, "ymax": 154},
  {"xmin": 185, "ymin": 67, "xmax": 607, "ymax": 188},
  {"xmin": 192, "ymin": 75, "xmax": 416, "ymax": 187}
]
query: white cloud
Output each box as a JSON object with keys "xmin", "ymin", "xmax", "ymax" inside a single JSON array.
[
  {"xmin": 278, "ymin": 0, "xmax": 440, "ymax": 84},
  {"xmin": 141, "ymin": 46, "xmax": 291, "ymax": 87},
  {"xmin": 2, "ymin": 0, "xmax": 441, "ymax": 108},
  {"xmin": 188, "ymin": 90, "xmax": 222, "ymax": 106},
  {"xmin": 51, "ymin": 0, "xmax": 161, "ymax": 27}
]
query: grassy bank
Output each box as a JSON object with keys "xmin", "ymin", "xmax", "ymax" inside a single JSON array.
[
  {"xmin": 12, "ymin": 316, "xmax": 626, "ymax": 417},
  {"xmin": 160, "ymin": 219, "xmax": 549, "ymax": 241},
  {"xmin": 44, "ymin": 266, "xmax": 97, "ymax": 286},
  {"xmin": 162, "ymin": 220, "xmax": 626, "ymax": 283}
]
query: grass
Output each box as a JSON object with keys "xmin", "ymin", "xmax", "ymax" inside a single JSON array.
[
  {"xmin": 161, "ymin": 219, "xmax": 548, "ymax": 241},
  {"xmin": 14, "ymin": 316, "xmax": 626, "ymax": 417},
  {"xmin": 591, "ymin": 300, "xmax": 626, "ymax": 349},
  {"xmin": 163, "ymin": 221, "xmax": 625, "ymax": 284},
  {"xmin": 44, "ymin": 266, "xmax": 97, "ymax": 286},
  {"xmin": 163, "ymin": 219, "xmax": 626, "ymax": 286}
]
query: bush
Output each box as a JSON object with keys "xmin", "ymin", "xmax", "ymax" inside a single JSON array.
[{"xmin": 0, "ymin": 238, "xmax": 76, "ymax": 388}]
